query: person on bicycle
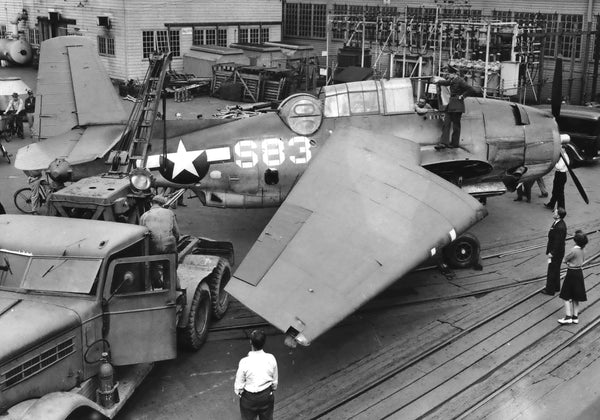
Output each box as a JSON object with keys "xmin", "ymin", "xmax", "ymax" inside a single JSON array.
[
  {"xmin": 4, "ymin": 92, "xmax": 25, "ymax": 139},
  {"xmin": 27, "ymin": 170, "xmax": 44, "ymax": 215}
]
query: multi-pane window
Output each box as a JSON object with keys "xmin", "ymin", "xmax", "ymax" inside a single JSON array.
[
  {"xmin": 250, "ymin": 28, "xmax": 259, "ymax": 44},
  {"xmin": 284, "ymin": 3, "xmax": 298, "ymax": 37},
  {"xmin": 299, "ymin": 4, "xmax": 313, "ymax": 37},
  {"xmin": 206, "ymin": 29, "xmax": 216, "ymax": 45},
  {"xmin": 217, "ymin": 29, "xmax": 227, "ymax": 46},
  {"xmin": 313, "ymin": 4, "xmax": 327, "ymax": 38},
  {"xmin": 332, "ymin": 4, "xmax": 348, "ymax": 40},
  {"xmin": 541, "ymin": 13, "xmax": 560, "ymax": 57},
  {"xmin": 28, "ymin": 28, "xmax": 40, "ymax": 46},
  {"xmin": 440, "ymin": 8, "xmax": 481, "ymax": 21},
  {"xmin": 406, "ymin": 7, "xmax": 437, "ymax": 22},
  {"xmin": 284, "ymin": 2, "xmax": 327, "ymax": 39},
  {"xmin": 239, "ymin": 28, "xmax": 248, "ymax": 43},
  {"xmin": 348, "ymin": 5, "xmax": 364, "ymax": 17},
  {"xmin": 261, "ymin": 28, "xmax": 269, "ymax": 43},
  {"xmin": 194, "ymin": 28, "xmax": 227, "ymax": 46},
  {"xmin": 142, "ymin": 30, "xmax": 180, "ymax": 58},
  {"xmin": 513, "ymin": 12, "xmax": 539, "ymax": 26},
  {"xmin": 381, "ymin": 7, "xmax": 398, "ymax": 17},
  {"xmin": 489, "ymin": 11, "xmax": 582, "ymax": 59},
  {"xmin": 560, "ymin": 14, "xmax": 583, "ymax": 59},
  {"xmin": 98, "ymin": 35, "xmax": 115, "ymax": 56},
  {"xmin": 238, "ymin": 27, "xmax": 269, "ymax": 44}
]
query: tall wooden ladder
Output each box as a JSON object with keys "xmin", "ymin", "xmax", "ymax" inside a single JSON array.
[{"xmin": 108, "ymin": 51, "xmax": 173, "ymax": 174}]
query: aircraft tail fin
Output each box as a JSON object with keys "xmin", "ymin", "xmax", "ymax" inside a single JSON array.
[{"xmin": 35, "ymin": 36, "xmax": 128, "ymax": 139}]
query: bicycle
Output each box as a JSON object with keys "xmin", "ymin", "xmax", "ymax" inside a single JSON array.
[
  {"xmin": 1, "ymin": 112, "xmax": 24, "ymax": 140},
  {"xmin": 0, "ymin": 117, "xmax": 12, "ymax": 163},
  {"xmin": 13, "ymin": 178, "xmax": 52, "ymax": 214}
]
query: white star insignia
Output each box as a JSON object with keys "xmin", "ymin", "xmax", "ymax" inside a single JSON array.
[{"xmin": 167, "ymin": 140, "xmax": 204, "ymax": 178}]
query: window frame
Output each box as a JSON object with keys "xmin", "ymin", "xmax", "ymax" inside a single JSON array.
[
  {"xmin": 142, "ymin": 29, "xmax": 180, "ymax": 59},
  {"xmin": 97, "ymin": 34, "xmax": 115, "ymax": 57},
  {"xmin": 284, "ymin": 2, "xmax": 327, "ymax": 39}
]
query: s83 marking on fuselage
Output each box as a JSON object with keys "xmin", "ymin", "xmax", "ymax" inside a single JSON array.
[{"xmin": 234, "ymin": 136, "xmax": 313, "ymax": 169}]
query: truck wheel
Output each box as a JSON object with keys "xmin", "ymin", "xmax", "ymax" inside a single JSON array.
[
  {"xmin": 442, "ymin": 233, "xmax": 481, "ymax": 269},
  {"xmin": 67, "ymin": 407, "xmax": 108, "ymax": 420},
  {"xmin": 207, "ymin": 258, "xmax": 231, "ymax": 320},
  {"xmin": 178, "ymin": 286, "xmax": 211, "ymax": 350}
]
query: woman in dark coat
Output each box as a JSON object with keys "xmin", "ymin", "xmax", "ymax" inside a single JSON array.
[{"xmin": 558, "ymin": 230, "xmax": 589, "ymax": 325}]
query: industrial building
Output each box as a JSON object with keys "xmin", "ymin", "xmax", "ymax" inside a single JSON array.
[
  {"xmin": 1, "ymin": 0, "xmax": 283, "ymax": 80},
  {"xmin": 2, "ymin": 0, "xmax": 600, "ymax": 104}
]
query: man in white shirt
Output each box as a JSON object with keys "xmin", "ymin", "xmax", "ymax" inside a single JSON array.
[
  {"xmin": 545, "ymin": 148, "xmax": 569, "ymax": 210},
  {"xmin": 234, "ymin": 329, "xmax": 278, "ymax": 420},
  {"xmin": 3, "ymin": 92, "xmax": 25, "ymax": 138}
]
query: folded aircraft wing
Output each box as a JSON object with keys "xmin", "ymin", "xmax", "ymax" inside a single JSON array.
[
  {"xmin": 14, "ymin": 125, "xmax": 124, "ymax": 170},
  {"xmin": 226, "ymin": 127, "xmax": 487, "ymax": 344},
  {"xmin": 35, "ymin": 36, "xmax": 127, "ymax": 139}
]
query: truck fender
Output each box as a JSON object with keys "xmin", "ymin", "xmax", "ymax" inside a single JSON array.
[
  {"xmin": 7, "ymin": 392, "xmax": 106, "ymax": 420},
  {"xmin": 563, "ymin": 142, "xmax": 585, "ymax": 164}
]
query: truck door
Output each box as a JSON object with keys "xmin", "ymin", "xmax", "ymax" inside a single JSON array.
[{"xmin": 103, "ymin": 254, "xmax": 177, "ymax": 365}]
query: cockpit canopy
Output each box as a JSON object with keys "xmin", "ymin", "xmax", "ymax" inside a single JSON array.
[
  {"xmin": 321, "ymin": 78, "xmax": 415, "ymax": 117},
  {"xmin": 277, "ymin": 78, "xmax": 416, "ymax": 136}
]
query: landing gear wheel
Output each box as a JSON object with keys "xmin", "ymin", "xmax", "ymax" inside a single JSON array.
[
  {"xmin": 443, "ymin": 233, "xmax": 481, "ymax": 269},
  {"xmin": 207, "ymin": 258, "xmax": 231, "ymax": 320},
  {"xmin": 178, "ymin": 286, "xmax": 211, "ymax": 351}
]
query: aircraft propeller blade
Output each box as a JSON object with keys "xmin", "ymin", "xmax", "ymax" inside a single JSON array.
[
  {"xmin": 561, "ymin": 153, "xmax": 589, "ymax": 204},
  {"xmin": 551, "ymin": 57, "xmax": 563, "ymax": 119}
]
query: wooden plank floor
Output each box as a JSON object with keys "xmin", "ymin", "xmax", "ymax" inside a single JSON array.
[{"xmin": 273, "ymin": 221, "xmax": 600, "ymax": 420}]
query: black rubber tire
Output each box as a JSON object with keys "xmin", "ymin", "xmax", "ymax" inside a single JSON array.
[
  {"xmin": 13, "ymin": 187, "xmax": 34, "ymax": 214},
  {"xmin": 178, "ymin": 286, "xmax": 211, "ymax": 351},
  {"xmin": 207, "ymin": 258, "xmax": 231, "ymax": 320},
  {"xmin": 67, "ymin": 407, "xmax": 108, "ymax": 420},
  {"xmin": 443, "ymin": 233, "xmax": 481, "ymax": 269}
]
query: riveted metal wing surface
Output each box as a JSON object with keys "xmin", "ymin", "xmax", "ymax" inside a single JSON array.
[{"xmin": 226, "ymin": 127, "xmax": 487, "ymax": 344}]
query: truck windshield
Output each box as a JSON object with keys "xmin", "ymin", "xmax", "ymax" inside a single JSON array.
[{"xmin": 0, "ymin": 250, "xmax": 102, "ymax": 295}]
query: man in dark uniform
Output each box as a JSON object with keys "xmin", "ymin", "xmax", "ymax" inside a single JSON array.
[
  {"xmin": 24, "ymin": 90, "xmax": 36, "ymax": 138},
  {"xmin": 433, "ymin": 65, "xmax": 476, "ymax": 149},
  {"xmin": 541, "ymin": 207, "xmax": 567, "ymax": 295}
]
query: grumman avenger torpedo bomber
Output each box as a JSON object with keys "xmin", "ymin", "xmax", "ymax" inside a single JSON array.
[{"xmin": 16, "ymin": 36, "xmax": 585, "ymax": 348}]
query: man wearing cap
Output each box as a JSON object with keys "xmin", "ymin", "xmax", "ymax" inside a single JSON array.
[
  {"xmin": 140, "ymin": 195, "xmax": 180, "ymax": 255},
  {"xmin": 140, "ymin": 195, "xmax": 181, "ymax": 289},
  {"xmin": 3, "ymin": 92, "xmax": 25, "ymax": 139},
  {"xmin": 433, "ymin": 66, "xmax": 476, "ymax": 149},
  {"xmin": 24, "ymin": 90, "xmax": 36, "ymax": 138}
]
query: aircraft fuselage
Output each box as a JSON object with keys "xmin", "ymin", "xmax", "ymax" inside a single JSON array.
[{"xmin": 148, "ymin": 89, "xmax": 560, "ymax": 208}]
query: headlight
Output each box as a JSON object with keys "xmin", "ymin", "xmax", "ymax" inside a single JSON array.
[{"xmin": 129, "ymin": 168, "xmax": 154, "ymax": 192}]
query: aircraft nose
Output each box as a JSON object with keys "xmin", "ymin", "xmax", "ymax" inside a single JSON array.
[{"xmin": 560, "ymin": 134, "xmax": 570, "ymax": 144}]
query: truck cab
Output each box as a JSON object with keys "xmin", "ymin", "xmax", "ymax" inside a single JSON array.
[{"xmin": 0, "ymin": 215, "xmax": 232, "ymax": 419}]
